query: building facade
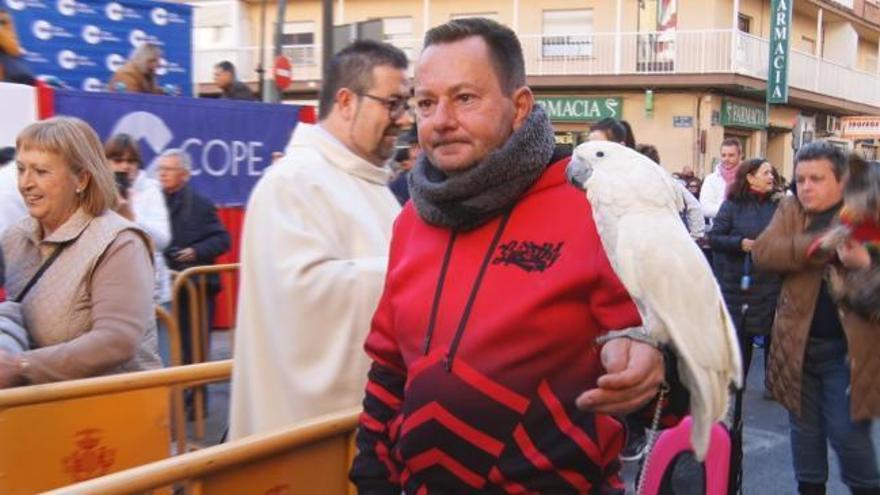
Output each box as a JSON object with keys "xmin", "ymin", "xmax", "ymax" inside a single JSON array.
[{"xmin": 191, "ymin": 0, "xmax": 880, "ymax": 178}]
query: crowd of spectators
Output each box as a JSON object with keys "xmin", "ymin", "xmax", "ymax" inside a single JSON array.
[{"xmin": 0, "ymin": 15, "xmax": 878, "ymax": 495}]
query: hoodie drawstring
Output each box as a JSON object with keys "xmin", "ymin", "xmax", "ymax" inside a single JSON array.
[
  {"xmin": 422, "ymin": 210, "xmax": 513, "ymax": 372},
  {"xmin": 422, "ymin": 229, "xmax": 458, "ymax": 355}
]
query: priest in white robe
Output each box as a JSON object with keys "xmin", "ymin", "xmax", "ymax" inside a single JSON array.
[{"xmin": 229, "ymin": 41, "xmax": 410, "ymax": 439}]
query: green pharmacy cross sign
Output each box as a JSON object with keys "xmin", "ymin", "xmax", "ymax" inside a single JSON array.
[
  {"xmin": 721, "ymin": 99, "xmax": 767, "ymax": 129},
  {"xmin": 767, "ymin": 0, "xmax": 793, "ymax": 104},
  {"xmin": 535, "ymin": 97, "xmax": 622, "ymax": 122}
]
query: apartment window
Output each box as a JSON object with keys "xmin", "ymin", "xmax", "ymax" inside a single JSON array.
[
  {"xmin": 542, "ymin": 9, "xmax": 593, "ymax": 58},
  {"xmin": 737, "ymin": 14, "xmax": 752, "ymax": 34},
  {"xmin": 450, "ymin": 12, "xmax": 500, "ymax": 22},
  {"xmin": 382, "ymin": 16, "xmax": 414, "ymax": 59},
  {"xmin": 282, "ymin": 21, "xmax": 315, "ymax": 45},
  {"xmin": 282, "ymin": 21, "xmax": 316, "ymax": 66},
  {"xmin": 195, "ymin": 26, "xmax": 231, "ymax": 47},
  {"xmin": 193, "ymin": 4, "xmax": 233, "ymax": 48},
  {"xmin": 801, "ymin": 36, "xmax": 816, "ymax": 55}
]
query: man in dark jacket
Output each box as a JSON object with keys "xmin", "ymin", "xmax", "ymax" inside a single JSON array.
[
  {"xmin": 213, "ymin": 61, "xmax": 257, "ymax": 101},
  {"xmin": 388, "ymin": 126, "xmax": 419, "ymax": 204},
  {"xmin": 156, "ymin": 148, "xmax": 231, "ymax": 365}
]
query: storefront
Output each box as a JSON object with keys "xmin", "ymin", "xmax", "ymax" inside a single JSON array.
[
  {"xmin": 535, "ymin": 92, "xmax": 704, "ymax": 175},
  {"xmin": 840, "ymin": 116, "xmax": 880, "ymax": 159},
  {"xmin": 533, "ymin": 92, "xmax": 801, "ymax": 178},
  {"xmin": 719, "ymin": 98, "xmax": 767, "ymax": 159},
  {"xmin": 535, "ymin": 96, "xmax": 624, "ymax": 147}
]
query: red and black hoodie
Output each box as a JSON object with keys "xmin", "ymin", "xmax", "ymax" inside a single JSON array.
[{"xmin": 351, "ymin": 159, "xmax": 679, "ymax": 494}]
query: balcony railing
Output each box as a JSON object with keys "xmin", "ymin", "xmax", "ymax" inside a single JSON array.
[{"xmin": 194, "ymin": 29, "xmax": 880, "ymax": 108}]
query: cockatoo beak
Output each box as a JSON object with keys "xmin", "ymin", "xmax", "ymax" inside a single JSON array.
[{"xmin": 566, "ymin": 154, "xmax": 592, "ymax": 190}]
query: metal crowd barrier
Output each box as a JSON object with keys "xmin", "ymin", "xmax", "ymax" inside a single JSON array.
[
  {"xmin": 155, "ymin": 305, "xmax": 183, "ymax": 367},
  {"xmin": 0, "ymin": 360, "xmax": 233, "ymax": 494},
  {"xmin": 170, "ymin": 263, "xmax": 240, "ymax": 442},
  {"xmin": 46, "ymin": 408, "xmax": 361, "ymax": 495}
]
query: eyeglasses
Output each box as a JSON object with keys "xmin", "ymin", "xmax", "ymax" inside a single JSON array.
[{"xmin": 358, "ymin": 93, "xmax": 412, "ymax": 120}]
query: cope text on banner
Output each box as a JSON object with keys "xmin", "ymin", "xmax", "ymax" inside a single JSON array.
[
  {"xmin": 6, "ymin": 0, "xmax": 192, "ymax": 95},
  {"xmin": 53, "ymin": 90, "xmax": 304, "ymax": 206}
]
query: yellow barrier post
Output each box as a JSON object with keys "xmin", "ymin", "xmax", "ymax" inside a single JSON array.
[
  {"xmin": 171, "ymin": 264, "xmax": 239, "ymax": 442},
  {"xmin": 155, "ymin": 306, "xmax": 186, "ymax": 455}
]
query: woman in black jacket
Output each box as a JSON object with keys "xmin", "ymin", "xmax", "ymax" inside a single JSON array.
[
  {"xmin": 710, "ymin": 158, "xmax": 782, "ymax": 367},
  {"xmin": 709, "ymin": 157, "xmax": 783, "ymax": 494}
]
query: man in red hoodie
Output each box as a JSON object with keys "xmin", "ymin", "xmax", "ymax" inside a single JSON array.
[{"xmin": 350, "ymin": 18, "xmax": 680, "ymax": 494}]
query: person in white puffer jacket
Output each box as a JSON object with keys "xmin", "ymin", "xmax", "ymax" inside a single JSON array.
[
  {"xmin": 700, "ymin": 137, "xmax": 743, "ymax": 228},
  {"xmin": 103, "ymin": 134, "xmax": 172, "ymax": 305}
]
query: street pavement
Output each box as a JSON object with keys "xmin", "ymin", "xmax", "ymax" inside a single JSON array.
[{"xmin": 200, "ymin": 333, "xmax": 878, "ymax": 494}]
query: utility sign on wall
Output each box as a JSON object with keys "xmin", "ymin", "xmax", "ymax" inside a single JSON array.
[{"xmin": 767, "ymin": 0, "xmax": 793, "ymax": 104}]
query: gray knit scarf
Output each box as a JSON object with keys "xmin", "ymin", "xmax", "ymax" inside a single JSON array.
[{"xmin": 408, "ymin": 105, "xmax": 556, "ymax": 231}]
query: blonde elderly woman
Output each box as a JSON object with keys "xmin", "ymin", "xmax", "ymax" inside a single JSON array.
[{"xmin": 0, "ymin": 117, "xmax": 161, "ymax": 387}]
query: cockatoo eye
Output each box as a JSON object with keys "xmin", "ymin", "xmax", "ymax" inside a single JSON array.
[{"xmin": 596, "ymin": 151, "xmax": 605, "ymax": 158}]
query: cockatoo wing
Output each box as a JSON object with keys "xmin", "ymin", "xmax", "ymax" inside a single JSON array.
[{"xmin": 612, "ymin": 212, "xmax": 742, "ymax": 460}]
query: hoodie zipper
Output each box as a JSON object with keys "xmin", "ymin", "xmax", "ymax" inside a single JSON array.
[{"xmin": 422, "ymin": 210, "xmax": 513, "ymax": 372}]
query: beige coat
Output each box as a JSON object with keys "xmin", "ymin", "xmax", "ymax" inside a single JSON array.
[
  {"xmin": 2, "ymin": 209, "xmax": 162, "ymax": 383},
  {"xmin": 752, "ymin": 196, "xmax": 880, "ymax": 420},
  {"xmin": 108, "ymin": 61, "xmax": 162, "ymax": 94}
]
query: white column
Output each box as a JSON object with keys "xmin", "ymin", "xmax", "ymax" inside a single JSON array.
[
  {"xmin": 513, "ymin": 0, "xmax": 520, "ymax": 33},
  {"xmin": 337, "ymin": 0, "xmax": 344, "ymax": 24},
  {"xmin": 614, "ymin": 0, "xmax": 622, "ymax": 74},
  {"xmin": 730, "ymin": 0, "xmax": 740, "ymax": 71},
  {"xmin": 423, "ymin": 0, "xmax": 430, "ymax": 35},
  {"xmin": 816, "ymin": 8, "xmax": 823, "ymax": 91}
]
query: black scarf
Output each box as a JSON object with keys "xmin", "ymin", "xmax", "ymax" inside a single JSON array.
[
  {"xmin": 806, "ymin": 201, "xmax": 844, "ymax": 233},
  {"xmin": 408, "ymin": 105, "xmax": 556, "ymax": 231}
]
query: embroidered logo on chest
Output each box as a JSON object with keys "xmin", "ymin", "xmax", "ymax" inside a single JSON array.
[{"xmin": 492, "ymin": 240, "xmax": 564, "ymax": 273}]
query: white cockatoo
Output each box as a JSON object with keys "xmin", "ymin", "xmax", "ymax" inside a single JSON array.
[{"xmin": 566, "ymin": 140, "xmax": 742, "ymax": 460}]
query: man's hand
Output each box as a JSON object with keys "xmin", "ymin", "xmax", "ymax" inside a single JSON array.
[
  {"xmin": 837, "ymin": 239, "xmax": 872, "ymax": 270},
  {"xmin": 174, "ymin": 247, "xmax": 197, "ymax": 263},
  {"xmin": 575, "ymin": 338, "xmax": 665, "ymax": 415},
  {"xmin": 741, "ymin": 238, "xmax": 755, "ymax": 252}
]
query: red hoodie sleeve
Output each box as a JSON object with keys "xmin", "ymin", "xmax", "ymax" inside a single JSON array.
[{"xmin": 349, "ymin": 230, "xmax": 407, "ymax": 495}]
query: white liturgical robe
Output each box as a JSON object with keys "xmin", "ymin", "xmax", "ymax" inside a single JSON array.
[{"xmin": 229, "ymin": 123, "xmax": 400, "ymax": 439}]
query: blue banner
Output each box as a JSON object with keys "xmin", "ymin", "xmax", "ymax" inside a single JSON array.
[
  {"xmin": 54, "ymin": 90, "xmax": 305, "ymax": 206},
  {"xmin": 6, "ymin": 0, "xmax": 192, "ymax": 95}
]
